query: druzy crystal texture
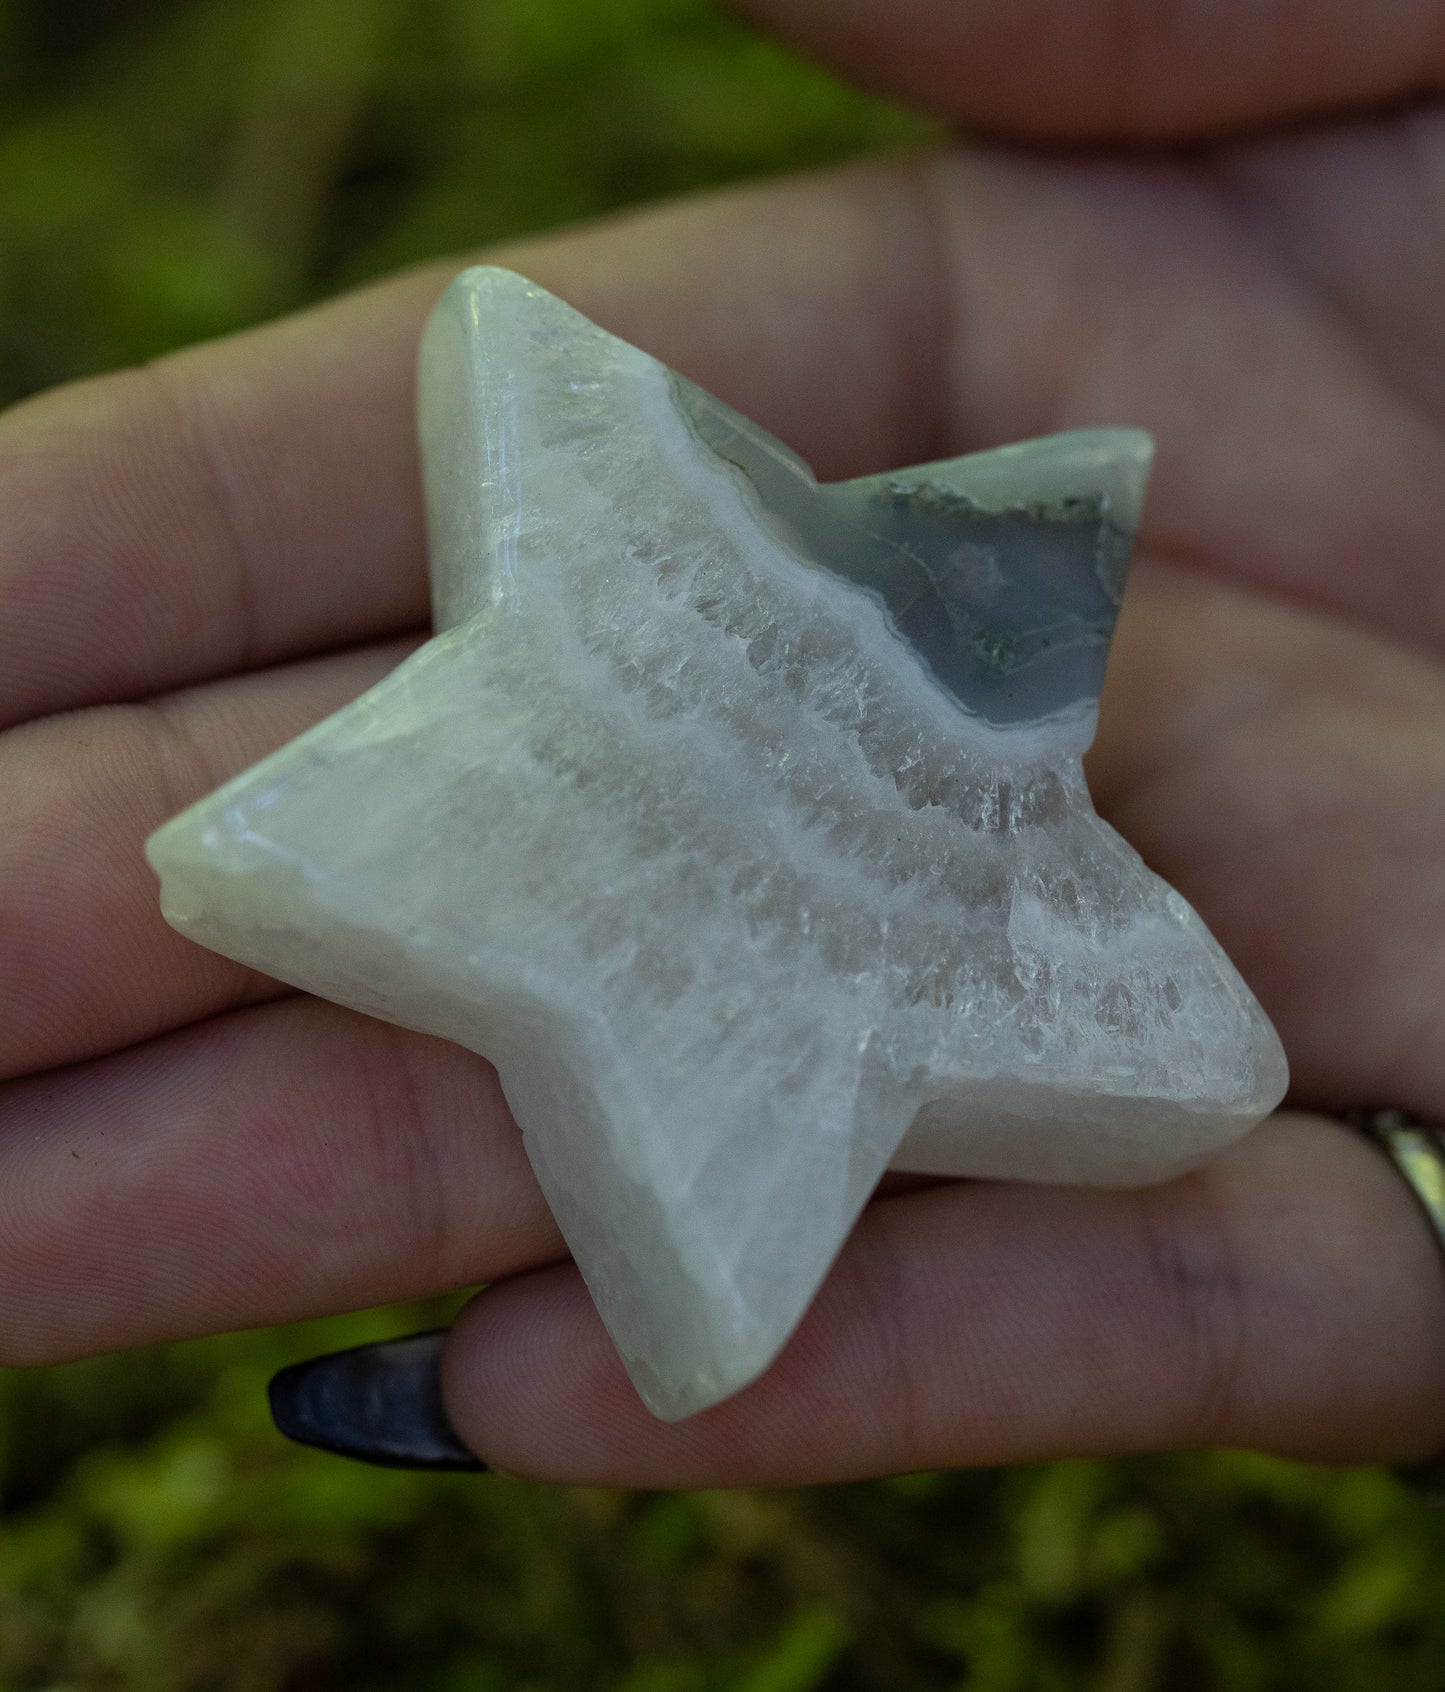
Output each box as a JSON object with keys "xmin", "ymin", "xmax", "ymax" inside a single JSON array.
[{"xmin": 147, "ymin": 267, "xmax": 1288, "ymax": 1419}]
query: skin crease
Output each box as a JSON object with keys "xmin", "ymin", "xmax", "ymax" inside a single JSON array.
[{"xmin": 1, "ymin": 0, "xmax": 1445, "ymax": 1483}]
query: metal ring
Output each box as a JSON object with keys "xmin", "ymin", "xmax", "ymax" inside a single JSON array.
[
  {"xmin": 1351, "ymin": 1108, "xmax": 1445, "ymax": 1256},
  {"xmin": 1349, "ymin": 1108, "xmax": 1445, "ymax": 1503}
]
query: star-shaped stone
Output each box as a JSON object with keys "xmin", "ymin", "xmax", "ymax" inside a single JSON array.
[{"xmin": 148, "ymin": 268, "xmax": 1287, "ymax": 1419}]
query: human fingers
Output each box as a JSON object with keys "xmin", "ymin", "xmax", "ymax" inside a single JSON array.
[
  {"xmin": 9, "ymin": 121, "xmax": 1445, "ymax": 732},
  {"xmin": 8, "ymin": 580, "xmax": 1437, "ymax": 1373},
  {"xmin": 8, "ymin": 129, "xmax": 1441, "ymax": 1090},
  {"xmin": 907, "ymin": 132, "xmax": 1445, "ymax": 658},
  {"xmin": 439, "ymin": 1113, "xmax": 1445, "ymax": 1484},
  {"xmin": 0, "ymin": 162, "xmax": 942, "ymax": 728},
  {"xmin": 1211, "ymin": 108, "xmax": 1445, "ymax": 429},
  {"xmin": 734, "ymin": 0, "xmax": 1445, "ymax": 140},
  {"xmin": 6, "ymin": 533, "xmax": 1440, "ymax": 1115},
  {"xmin": 0, "ymin": 995, "xmax": 562, "ymax": 1365},
  {"xmin": 1091, "ymin": 559, "xmax": 1445, "ymax": 1120},
  {"xmin": 0, "ymin": 639, "xmax": 417, "ymax": 1079}
]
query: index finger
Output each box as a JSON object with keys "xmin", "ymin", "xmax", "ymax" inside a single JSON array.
[{"xmin": 0, "ymin": 165, "xmax": 939, "ymax": 729}]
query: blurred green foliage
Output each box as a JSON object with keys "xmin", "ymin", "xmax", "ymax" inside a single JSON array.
[
  {"xmin": 3, "ymin": 1, "xmax": 1445, "ymax": 1687},
  {"xmin": 0, "ymin": 0, "xmax": 930, "ymax": 402},
  {"xmin": 8, "ymin": 1321, "xmax": 1445, "ymax": 1692}
]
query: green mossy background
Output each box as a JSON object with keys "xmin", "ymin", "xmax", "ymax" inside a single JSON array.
[{"xmin": 2, "ymin": 0, "xmax": 1445, "ymax": 1686}]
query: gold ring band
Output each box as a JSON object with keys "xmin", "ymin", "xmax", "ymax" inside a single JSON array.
[
  {"xmin": 1350, "ymin": 1108, "xmax": 1445, "ymax": 1504},
  {"xmin": 1352, "ymin": 1108, "xmax": 1445, "ymax": 1256}
]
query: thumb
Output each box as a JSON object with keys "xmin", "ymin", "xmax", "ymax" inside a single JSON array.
[{"xmin": 440, "ymin": 1114, "xmax": 1445, "ymax": 1485}]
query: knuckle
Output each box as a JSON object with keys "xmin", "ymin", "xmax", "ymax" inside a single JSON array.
[{"xmin": 1138, "ymin": 1171, "xmax": 1249, "ymax": 1448}]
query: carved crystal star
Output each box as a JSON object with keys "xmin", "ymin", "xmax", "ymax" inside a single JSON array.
[{"xmin": 147, "ymin": 267, "xmax": 1287, "ymax": 1419}]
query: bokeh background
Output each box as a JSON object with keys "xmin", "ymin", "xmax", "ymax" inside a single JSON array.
[{"xmin": 4, "ymin": 1, "xmax": 1445, "ymax": 1687}]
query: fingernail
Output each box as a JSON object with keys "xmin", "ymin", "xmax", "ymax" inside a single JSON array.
[{"xmin": 268, "ymin": 1328, "xmax": 486, "ymax": 1471}]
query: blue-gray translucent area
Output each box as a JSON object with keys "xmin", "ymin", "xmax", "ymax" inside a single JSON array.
[{"xmin": 672, "ymin": 378, "xmax": 1152, "ymax": 727}]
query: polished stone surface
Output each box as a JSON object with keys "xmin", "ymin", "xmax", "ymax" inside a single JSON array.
[
  {"xmin": 671, "ymin": 379, "xmax": 1140, "ymax": 726},
  {"xmin": 148, "ymin": 268, "xmax": 1287, "ymax": 1419}
]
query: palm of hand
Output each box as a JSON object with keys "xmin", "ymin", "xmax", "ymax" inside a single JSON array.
[{"xmin": 2, "ymin": 5, "xmax": 1443, "ymax": 1482}]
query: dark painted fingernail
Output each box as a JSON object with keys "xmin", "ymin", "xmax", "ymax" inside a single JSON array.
[{"xmin": 268, "ymin": 1329, "xmax": 486, "ymax": 1471}]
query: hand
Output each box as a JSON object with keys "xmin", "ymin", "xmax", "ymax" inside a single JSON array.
[{"xmin": 3, "ymin": 0, "xmax": 1444, "ymax": 1485}]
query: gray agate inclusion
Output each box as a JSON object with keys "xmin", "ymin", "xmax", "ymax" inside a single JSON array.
[
  {"xmin": 146, "ymin": 267, "xmax": 1287, "ymax": 1423},
  {"xmin": 671, "ymin": 378, "xmax": 1143, "ymax": 727}
]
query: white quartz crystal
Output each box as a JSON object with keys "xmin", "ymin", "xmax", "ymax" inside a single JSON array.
[{"xmin": 147, "ymin": 267, "xmax": 1288, "ymax": 1419}]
